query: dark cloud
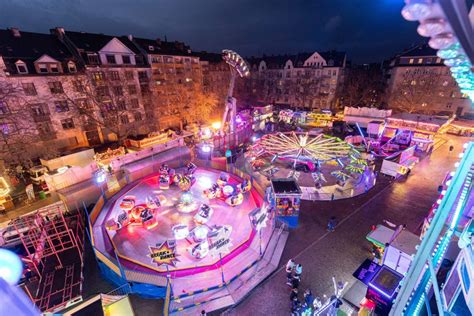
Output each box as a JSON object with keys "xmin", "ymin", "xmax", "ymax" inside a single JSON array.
[{"xmin": 0, "ymin": 0, "xmax": 423, "ymax": 63}]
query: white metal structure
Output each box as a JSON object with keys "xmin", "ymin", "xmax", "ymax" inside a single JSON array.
[{"xmin": 221, "ymin": 49, "xmax": 250, "ymax": 134}]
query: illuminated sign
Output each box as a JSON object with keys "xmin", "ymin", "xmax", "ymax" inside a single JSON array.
[
  {"xmin": 249, "ymin": 204, "xmax": 270, "ymax": 232},
  {"xmin": 148, "ymin": 240, "xmax": 179, "ymax": 267},
  {"xmin": 208, "ymin": 225, "xmax": 232, "ymax": 257}
]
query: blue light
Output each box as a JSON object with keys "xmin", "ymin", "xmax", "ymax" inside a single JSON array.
[
  {"xmin": 0, "ymin": 249, "xmax": 23, "ymax": 285},
  {"xmin": 95, "ymin": 170, "xmax": 106, "ymax": 183}
]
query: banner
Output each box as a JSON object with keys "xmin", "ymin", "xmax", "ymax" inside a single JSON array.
[{"xmin": 148, "ymin": 240, "xmax": 179, "ymax": 267}]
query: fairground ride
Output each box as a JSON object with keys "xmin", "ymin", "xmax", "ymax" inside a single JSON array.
[{"xmin": 220, "ymin": 49, "xmax": 250, "ymax": 135}]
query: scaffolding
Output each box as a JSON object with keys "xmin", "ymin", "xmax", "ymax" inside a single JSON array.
[{"xmin": 10, "ymin": 201, "xmax": 85, "ymax": 312}]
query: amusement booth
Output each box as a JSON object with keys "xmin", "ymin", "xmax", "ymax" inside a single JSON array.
[
  {"xmin": 351, "ymin": 223, "xmax": 420, "ymax": 315},
  {"xmin": 268, "ymin": 178, "xmax": 302, "ymax": 228}
]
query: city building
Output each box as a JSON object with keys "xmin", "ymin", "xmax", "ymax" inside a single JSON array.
[
  {"xmin": 236, "ymin": 51, "xmax": 347, "ymax": 110},
  {"xmin": 51, "ymin": 28, "xmax": 150, "ymax": 143},
  {"xmin": 131, "ymin": 37, "xmax": 204, "ymax": 129},
  {"xmin": 0, "ymin": 28, "xmax": 90, "ymax": 163},
  {"xmin": 385, "ymin": 44, "xmax": 473, "ymax": 117},
  {"xmin": 196, "ymin": 51, "xmax": 231, "ymax": 107}
]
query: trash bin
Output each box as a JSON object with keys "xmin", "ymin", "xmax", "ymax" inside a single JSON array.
[{"xmin": 39, "ymin": 191, "xmax": 46, "ymax": 200}]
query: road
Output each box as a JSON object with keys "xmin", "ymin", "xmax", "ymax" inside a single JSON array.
[{"xmin": 223, "ymin": 135, "xmax": 471, "ymax": 316}]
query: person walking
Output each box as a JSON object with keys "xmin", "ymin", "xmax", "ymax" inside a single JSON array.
[
  {"xmin": 295, "ymin": 264, "xmax": 302, "ymax": 278},
  {"xmin": 290, "ymin": 288, "xmax": 300, "ymax": 315},
  {"xmin": 286, "ymin": 258, "xmax": 295, "ymax": 285},
  {"xmin": 303, "ymin": 289, "xmax": 314, "ymax": 310},
  {"xmin": 327, "ymin": 216, "xmax": 337, "ymax": 232},
  {"xmin": 291, "ymin": 274, "xmax": 301, "ymax": 289}
]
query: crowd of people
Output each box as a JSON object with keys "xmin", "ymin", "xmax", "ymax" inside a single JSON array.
[{"xmin": 286, "ymin": 259, "xmax": 322, "ymax": 315}]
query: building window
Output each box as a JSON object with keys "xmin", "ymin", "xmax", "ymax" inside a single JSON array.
[
  {"xmin": 128, "ymin": 85, "xmax": 137, "ymax": 95},
  {"xmin": 436, "ymin": 57, "xmax": 441, "ymax": 63},
  {"xmin": 0, "ymin": 123, "xmax": 16, "ymax": 135},
  {"xmin": 164, "ymin": 56, "xmax": 173, "ymax": 63},
  {"xmin": 50, "ymin": 64, "xmax": 59, "ymax": 73},
  {"xmin": 417, "ymin": 58, "xmax": 423, "ymax": 64},
  {"xmin": 31, "ymin": 103, "xmax": 47, "ymax": 116},
  {"xmin": 409, "ymin": 58, "xmax": 414, "ymax": 64},
  {"xmin": 54, "ymin": 100, "xmax": 69, "ymax": 112},
  {"xmin": 61, "ymin": 118, "xmax": 75, "ymax": 130},
  {"xmin": 130, "ymin": 98, "xmax": 139, "ymax": 108},
  {"xmin": 332, "ymin": 70, "xmax": 336, "ymax": 76},
  {"xmin": 148, "ymin": 46, "xmax": 154, "ymax": 51},
  {"xmin": 134, "ymin": 112, "xmax": 142, "ymax": 121},
  {"xmin": 88, "ymin": 54, "xmax": 100, "ymax": 64},
  {"xmin": 112, "ymin": 86, "xmax": 123, "ymax": 96},
  {"xmin": 451, "ymin": 91, "xmax": 456, "ymax": 98},
  {"xmin": 138, "ymin": 71, "xmax": 148, "ymax": 80},
  {"xmin": 116, "ymin": 100, "xmax": 126, "ymax": 111},
  {"xmin": 410, "ymin": 80, "xmax": 417, "ymax": 85},
  {"xmin": 106, "ymin": 54, "xmax": 116, "ymax": 64},
  {"xmin": 68, "ymin": 61, "xmax": 77, "ymax": 73},
  {"xmin": 96, "ymin": 86, "xmax": 109, "ymax": 97},
  {"xmin": 22, "ymin": 82, "xmax": 37, "ymax": 96},
  {"xmin": 0, "ymin": 101, "xmax": 9, "ymax": 114},
  {"xmin": 38, "ymin": 63, "xmax": 48, "ymax": 73},
  {"xmin": 122, "ymin": 55, "xmax": 131, "ymax": 64},
  {"xmin": 120, "ymin": 114, "xmax": 129, "ymax": 124},
  {"xmin": 73, "ymin": 80, "xmax": 86, "ymax": 93},
  {"xmin": 135, "ymin": 55, "xmax": 144, "ymax": 65},
  {"xmin": 49, "ymin": 81, "xmax": 64, "ymax": 94},
  {"xmin": 151, "ymin": 56, "xmax": 162, "ymax": 63},
  {"xmin": 110, "ymin": 71, "xmax": 120, "ymax": 81},
  {"xmin": 16, "ymin": 61, "xmax": 28, "ymax": 74},
  {"xmin": 75, "ymin": 99, "xmax": 91, "ymax": 111},
  {"xmin": 125, "ymin": 71, "xmax": 134, "ymax": 80},
  {"xmin": 446, "ymin": 103, "xmax": 452, "ymax": 109},
  {"xmin": 92, "ymin": 71, "xmax": 105, "ymax": 83}
]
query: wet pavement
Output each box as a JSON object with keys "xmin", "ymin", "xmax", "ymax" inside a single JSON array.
[
  {"xmin": 221, "ymin": 135, "xmax": 471, "ymax": 316},
  {"xmin": 77, "ymin": 135, "xmax": 472, "ymax": 316}
]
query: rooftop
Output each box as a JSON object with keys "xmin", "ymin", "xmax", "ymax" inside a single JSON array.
[{"xmin": 271, "ymin": 178, "xmax": 302, "ymax": 195}]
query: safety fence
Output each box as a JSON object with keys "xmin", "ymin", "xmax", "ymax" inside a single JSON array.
[{"xmin": 85, "ymin": 148, "xmax": 280, "ymax": 315}]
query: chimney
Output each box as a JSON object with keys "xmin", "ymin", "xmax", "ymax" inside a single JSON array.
[
  {"xmin": 128, "ymin": 34, "xmax": 133, "ymax": 41},
  {"xmin": 10, "ymin": 28, "xmax": 20, "ymax": 37},
  {"xmin": 53, "ymin": 27, "xmax": 65, "ymax": 39},
  {"xmin": 155, "ymin": 38, "xmax": 161, "ymax": 46}
]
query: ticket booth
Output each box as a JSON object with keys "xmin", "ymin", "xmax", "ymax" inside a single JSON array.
[{"xmin": 269, "ymin": 178, "xmax": 302, "ymax": 228}]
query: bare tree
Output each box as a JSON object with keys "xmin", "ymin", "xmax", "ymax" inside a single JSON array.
[
  {"xmin": 341, "ymin": 66, "xmax": 386, "ymax": 109},
  {"xmin": 165, "ymin": 83, "xmax": 219, "ymax": 129},
  {"xmin": 388, "ymin": 71, "xmax": 443, "ymax": 114},
  {"xmin": 64, "ymin": 71, "xmax": 145, "ymax": 145},
  {"xmin": 0, "ymin": 80, "xmax": 57, "ymax": 166}
]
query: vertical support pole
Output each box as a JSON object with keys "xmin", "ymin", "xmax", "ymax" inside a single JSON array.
[
  {"xmin": 424, "ymin": 292, "xmax": 433, "ymax": 316},
  {"xmin": 114, "ymin": 249, "xmax": 127, "ymax": 284},
  {"xmin": 428, "ymin": 260, "xmax": 445, "ymax": 316},
  {"xmin": 219, "ymin": 253, "xmax": 225, "ymax": 284},
  {"xmin": 259, "ymin": 228, "xmax": 262, "ymax": 257}
]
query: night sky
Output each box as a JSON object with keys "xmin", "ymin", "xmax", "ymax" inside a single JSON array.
[{"xmin": 0, "ymin": 0, "xmax": 424, "ymax": 63}]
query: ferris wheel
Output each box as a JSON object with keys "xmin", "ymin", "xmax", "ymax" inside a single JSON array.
[{"xmin": 255, "ymin": 132, "xmax": 357, "ymax": 162}]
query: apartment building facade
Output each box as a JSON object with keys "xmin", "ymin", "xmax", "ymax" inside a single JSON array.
[
  {"xmin": 386, "ymin": 44, "xmax": 472, "ymax": 116},
  {"xmin": 131, "ymin": 37, "xmax": 204, "ymax": 129},
  {"xmin": 236, "ymin": 51, "xmax": 346, "ymax": 110},
  {"xmin": 0, "ymin": 28, "xmax": 91, "ymax": 162},
  {"xmin": 0, "ymin": 27, "xmax": 231, "ymax": 164}
]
